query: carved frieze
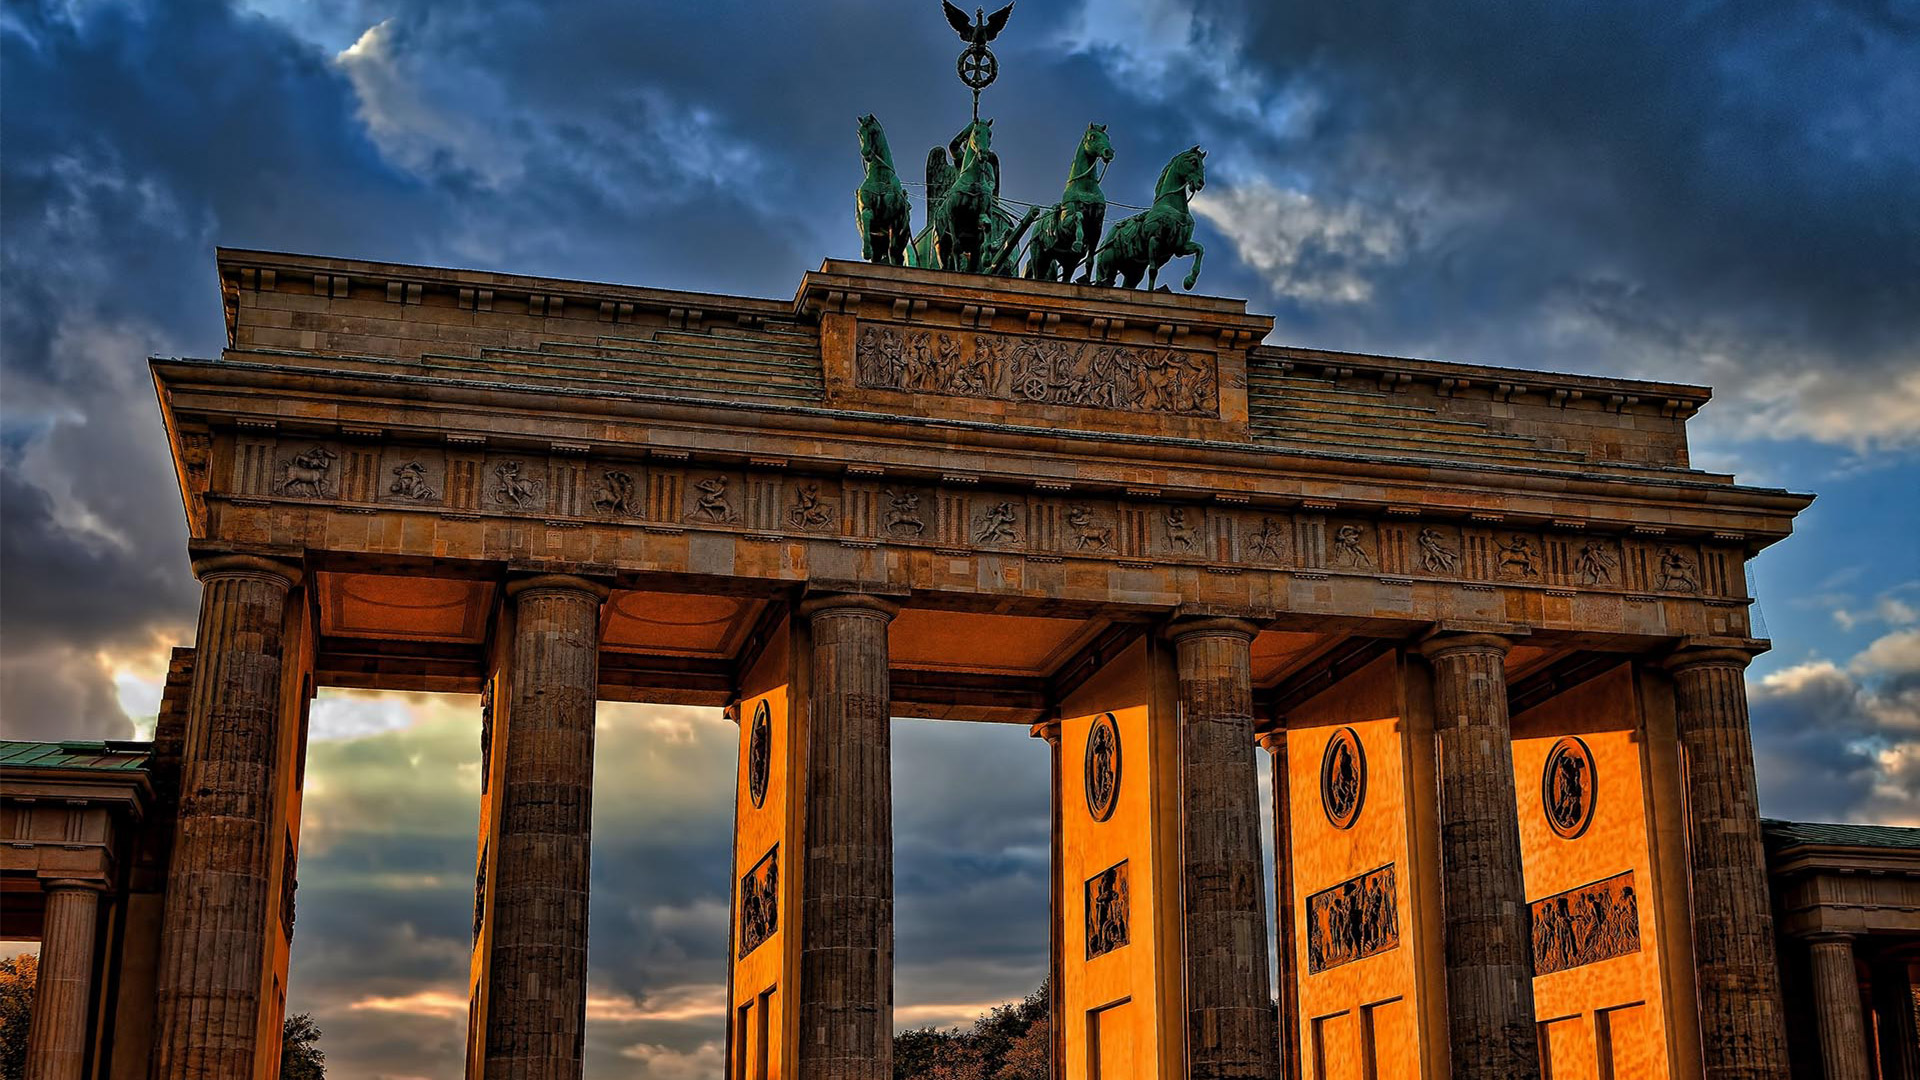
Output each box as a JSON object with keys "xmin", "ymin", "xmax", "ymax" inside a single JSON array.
[
  {"xmin": 1320, "ymin": 727, "xmax": 1366, "ymax": 830},
  {"xmin": 592, "ymin": 469, "xmax": 641, "ymax": 517},
  {"xmin": 490, "ymin": 459, "xmax": 545, "ymax": 510},
  {"xmin": 1531, "ymin": 870, "xmax": 1640, "ymax": 975},
  {"xmin": 739, "ymin": 845, "xmax": 779, "ymax": 958},
  {"xmin": 1086, "ymin": 860, "xmax": 1130, "ymax": 959},
  {"xmin": 274, "ymin": 445, "xmax": 338, "ymax": 498},
  {"xmin": 1084, "ymin": 713, "xmax": 1121, "ymax": 823},
  {"xmin": 1542, "ymin": 736, "xmax": 1597, "ymax": 839},
  {"xmin": 855, "ymin": 323, "xmax": 1219, "ymax": 417},
  {"xmin": 1306, "ymin": 864, "xmax": 1399, "ymax": 973}
]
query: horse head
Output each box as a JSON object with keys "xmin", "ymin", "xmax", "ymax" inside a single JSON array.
[
  {"xmin": 1154, "ymin": 146, "xmax": 1207, "ymax": 202},
  {"xmin": 960, "ymin": 118, "xmax": 993, "ymax": 169},
  {"xmin": 1081, "ymin": 122, "xmax": 1115, "ymax": 167},
  {"xmin": 857, "ymin": 114, "xmax": 890, "ymax": 166}
]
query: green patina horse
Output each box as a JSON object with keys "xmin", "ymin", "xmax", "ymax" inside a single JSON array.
[
  {"xmin": 928, "ymin": 118, "xmax": 1002, "ymax": 274},
  {"xmin": 855, "ymin": 114, "xmax": 911, "ymax": 266},
  {"xmin": 1023, "ymin": 123, "xmax": 1114, "ymax": 284},
  {"xmin": 1095, "ymin": 145, "xmax": 1207, "ymax": 291}
]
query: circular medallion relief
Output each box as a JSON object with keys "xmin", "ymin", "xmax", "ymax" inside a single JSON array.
[
  {"xmin": 1542, "ymin": 736, "xmax": 1597, "ymax": 839},
  {"xmin": 1084, "ymin": 713, "xmax": 1121, "ymax": 822},
  {"xmin": 1320, "ymin": 727, "xmax": 1367, "ymax": 830},
  {"xmin": 747, "ymin": 700, "xmax": 772, "ymax": 809}
]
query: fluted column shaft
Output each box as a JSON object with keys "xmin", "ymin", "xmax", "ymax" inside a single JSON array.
[
  {"xmin": 151, "ymin": 555, "xmax": 300, "ymax": 1080},
  {"xmin": 1172, "ymin": 618, "xmax": 1279, "ymax": 1080},
  {"xmin": 797, "ymin": 595, "xmax": 897, "ymax": 1080},
  {"xmin": 1663, "ymin": 648, "xmax": 1790, "ymax": 1080},
  {"xmin": 1031, "ymin": 721, "xmax": 1065, "ymax": 1080},
  {"xmin": 26, "ymin": 880, "xmax": 105, "ymax": 1080},
  {"xmin": 481, "ymin": 575, "xmax": 608, "ymax": 1080},
  {"xmin": 1417, "ymin": 633, "xmax": 1539, "ymax": 1080},
  {"xmin": 1259, "ymin": 731, "xmax": 1301, "ymax": 1080},
  {"xmin": 1807, "ymin": 935, "xmax": 1870, "ymax": 1080}
]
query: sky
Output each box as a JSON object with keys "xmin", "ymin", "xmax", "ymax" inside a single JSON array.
[{"xmin": 2, "ymin": 0, "xmax": 1917, "ymax": 1076}]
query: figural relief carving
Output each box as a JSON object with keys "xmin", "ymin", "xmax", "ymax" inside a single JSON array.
[
  {"xmin": 472, "ymin": 840, "xmax": 488, "ymax": 939},
  {"xmin": 884, "ymin": 488, "xmax": 927, "ymax": 537},
  {"xmin": 1067, "ymin": 505, "xmax": 1113, "ymax": 551},
  {"xmin": 1577, "ymin": 539, "xmax": 1618, "ymax": 585},
  {"xmin": 1658, "ymin": 547, "xmax": 1699, "ymax": 592},
  {"xmin": 739, "ymin": 846, "xmax": 779, "ymax": 958},
  {"xmin": 493, "ymin": 461, "xmax": 543, "ymax": 507},
  {"xmin": 1531, "ymin": 871, "xmax": 1640, "ymax": 975},
  {"xmin": 976, "ymin": 501, "xmax": 1018, "ymax": 544},
  {"xmin": 274, "ymin": 446, "xmax": 338, "ymax": 497},
  {"xmin": 388, "ymin": 460, "xmax": 438, "ymax": 501},
  {"xmin": 1306, "ymin": 864, "xmax": 1399, "ymax": 974},
  {"xmin": 855, "ymin": 323, "xmax": 1220, "ymax": 417},
  {"xmin": 1320, "ymin": 726, "xmax": 1367, "ymax": 830},
  {"xmin": 1418, "ymin": 527, "xmax": 1459, "ymax": 574},
  {"xmin": 747, "ymin": 700, "xmax": 772, "ymax": 809},
  {"xmin": 1085, "ymin": 859, "xmax": 1130, "ymax": 959},
  {"xmin": 1543, "ymin": 736, "xmax": 1597, "ymax": 840},
  {"xmin": 1084, "ymin": 713, "xmax": 1121, "ymax": 823},
  {"xmin": 592, "ymin": 469, "xmax": 640, "ymax": 516},
  {"xmin": 478, "ymin": 680, "xmax": 494, "ymax": 795},
  {"xmin": 1333, "ymin": 524, "xmax": 1373, "ymax": 568},
  {"xmin": 1247, "ymin": 517, "xmax": 1287, "ymax": 562},
  {"xmin": 787, "ymin": 483, "xmax": 835, "ymax": 531},
  {"xmin": 692, "ymin": 476, "xmax": 738, "ymax": 523},
  {"xmin": 1165, "ymin": 507, "xmax": 1197, "ymax": 551},
  {"xmin": 1499, "ymin": 534, "xmax": 1540, "ymax": 578}
]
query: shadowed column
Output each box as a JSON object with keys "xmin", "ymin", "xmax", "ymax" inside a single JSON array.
[
  {"xmin": 1171, "ymin": 617, "xmax": 1280, "ymax": 1080},
  {"xmin": 798, "ymin": 594, "xmax": 897, "ymax": 1080},
  {"xmin": 481, "ymin": 574, "xmax": 608, "ymax": 1080},
  {"xmin": 1259, "ymin": 730, "xmax": 1301, "ymax": 1080},
  {"xmin": 1416, "ymin": 632, "xmax": 1539, "ymax": 1080},
  {"xmin": 151, "ymin": 554, "xmax": 300, "ymax": 1080},
  {"xmin": 1807, "ymin": 934, "xmax": 1870, "ymax": 1080},
  {"xmin": 1031, "ymin": 719, "xmax": 1065, "ymax": 1080},
  {"xmin": 1662, "ymin": 647, "xmax": 1790, "ymax": 1080},
  {"xmin": 26, "ymin": 880, "xmax": 106, "ymax": 1080}
]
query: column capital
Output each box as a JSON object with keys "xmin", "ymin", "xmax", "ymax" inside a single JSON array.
[
  {"xmin": 1414, "ymin": 630, "xmax": 1515, "ymax": 662},
  {"xmin": 1165, "ymin": 615, "xmax": 1261, "ymax": 644},
  {"xmin": 798, "ymin": 592, "xmax": 899, "ymax": 622},
  {"xmin": 39, "ymin": 876, "xmax": 111, "ymax": 894},
  {"xmin": 1028, "ymin": 719, "xmax": 1061, "ymax": 745},
  {"xmin": 190, "ymin": 553, "xmax": 302, "ymax": 588},
  {"xmin": 1256, "ymin": 729, "xmax": 1287, "ymax": 754},
  {"xmin": 504, "ymin": 572, "xmax": 612, "ymax": 603},
  {"xmin": 1803, "ymin": 931, "xmax": 1859, "ymax": 946},
  {"xmin": 1662, "ymin": 644, "xmax": 1764, "ymax": 675}
]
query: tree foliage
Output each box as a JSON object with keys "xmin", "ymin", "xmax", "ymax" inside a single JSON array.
[
  {"xmin": 0, "ymin": 954, "xmax": 38, "ymax": 1080},
  {"xmin": 280, "ymin": 1012, "xmax": 325, "ymax": 1080},
  {"xmin": 893, "ymin": 979, "xmax": 1048, "ymax": 1080}
]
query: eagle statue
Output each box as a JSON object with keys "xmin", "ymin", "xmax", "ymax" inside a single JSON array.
[{"xmin": 943, "ymin": 1, "xmax": 1015, "ymax": 50}]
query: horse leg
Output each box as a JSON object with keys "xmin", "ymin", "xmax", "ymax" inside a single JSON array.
[
  {"xmin": 1145, "ymin": 237, "xmax": 1161, "ymax": 291},
  {"xmin": 1182, "ymin": 240, "xmax": 1206, "ymax": 291},
  {"xmin": 859, "ymin": 204, "xmax": 874, "ymax": 262}
]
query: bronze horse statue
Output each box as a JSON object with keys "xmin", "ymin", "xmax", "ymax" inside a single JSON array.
[
  {"xmin": 1095, "ymin": 145, "xmax": 1207, "ymax": 291},
  {"xmin": 915, "ymin": 119, "xmax": 1038, "ymax": 275},
  {"xmin": 1023, "ymin": 123, "xmax": 1114, "ymax": 284},
  {"xmin": 855, "ymin": 114, "xmax": 911, "ymax": 266}
]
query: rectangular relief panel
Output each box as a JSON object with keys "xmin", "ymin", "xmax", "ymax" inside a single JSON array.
[
  {"xmin": 1058, "ymin": 637, "xmax": 1185, "ymax": 1080},
  {"xmin": 1287, "ymin": 652, "xmax": 1434, "ymax": 1077},
  {"xmin": 1511, "ymin": 664, "xmax": 1675, "ymax": 1080}
]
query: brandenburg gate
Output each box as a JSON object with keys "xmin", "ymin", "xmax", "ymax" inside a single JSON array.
[{"xmin": 131, "ymin": 240, "xmax": 1811, "ymax": 1079}]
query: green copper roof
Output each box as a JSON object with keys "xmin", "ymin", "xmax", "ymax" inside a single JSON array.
[
  {"xmin": 0, "ymin": 740, "xmax": 152, "ymax": 772},
  {"xmin": 1762, "ymin": 818, "xmax": 1920, "ymax": 851}
]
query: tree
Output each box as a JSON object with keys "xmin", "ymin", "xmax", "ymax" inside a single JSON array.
[
  {"xmin": 280, "ymin": 1012, "xmax": 325, "ymax": 1080},
  {"xmin": 0, "ymin": 954, "xmax": 37, "ymax": 1080},
  {"xmin": 894, "ymin": 979, "xmax": 1048, "ymax": 1080}
]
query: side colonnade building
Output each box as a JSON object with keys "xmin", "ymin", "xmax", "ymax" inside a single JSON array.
[{"xmin": 3, "ymin": 249, "xmax": 1915, "ymax": 1079}]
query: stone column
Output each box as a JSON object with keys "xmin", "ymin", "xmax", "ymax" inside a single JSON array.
[
  {"xmin": 151, "ymin": 554, "xmax": 300, "ymax": 1080},
  {"xmin": 1662, "ymin": 647, "xmax": 1790, "ymax": 1080},
  {"xmin": 1807, "ymin": 934, "xmax": 1870, "ymax": 1080},
  {"xmin": 1031, "ymin": 720, "xmax": 1065, "ymax": 1080},
  {"xmin": 1259, "ymin": 731, "xmax": 1301, "ymax": 1080},
  {"xmin": 1415, "ymin": 632, "xmax": 1539, "ymax": 1080},
  {"xmin": 1871, "ymin": 959, "xmax": 1920, "ymax": 1080},
  {"xmin": 797, "ymin": 594, "xmax": 897, "ymax": 1080},
  {"xmin": 480, "ymin": 574, "xmax": 608, "ymax": 1080},
  {"xmin": 25, "ymin": 880, "xmax": 106, "ymax": 1080},
  {"xmin": 1170, "ymin": 617, "xmax": 1279, "ymax": 1080}
]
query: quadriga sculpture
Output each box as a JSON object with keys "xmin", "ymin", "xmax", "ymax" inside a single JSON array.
[
  {"xmin": 1095, "ymin": 145, "xmax": 1207, "ymax": 291},
  {"xmin": 855, "ymin": 114, "xmax": 911, "ymax": 266},
  {"xmin": 1023, "ymin": 122, "xmax": 1113, "ymax": 284}
]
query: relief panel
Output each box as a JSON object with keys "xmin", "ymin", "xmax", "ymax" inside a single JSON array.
[
  {"xmin": 738, "ymin": 845, "xmax": 779, "ymax": 959},
  {"xmin": 1085, "ymin": 859, "xmax": 1130, "ymax": 960},
  {"xmin": 1529, "ymin": 871, "xmax": 1640, "ymax": 976},
  {"xmin": 1305, "ymin": 864, "xmax": 1399, "ymax": 974}
]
